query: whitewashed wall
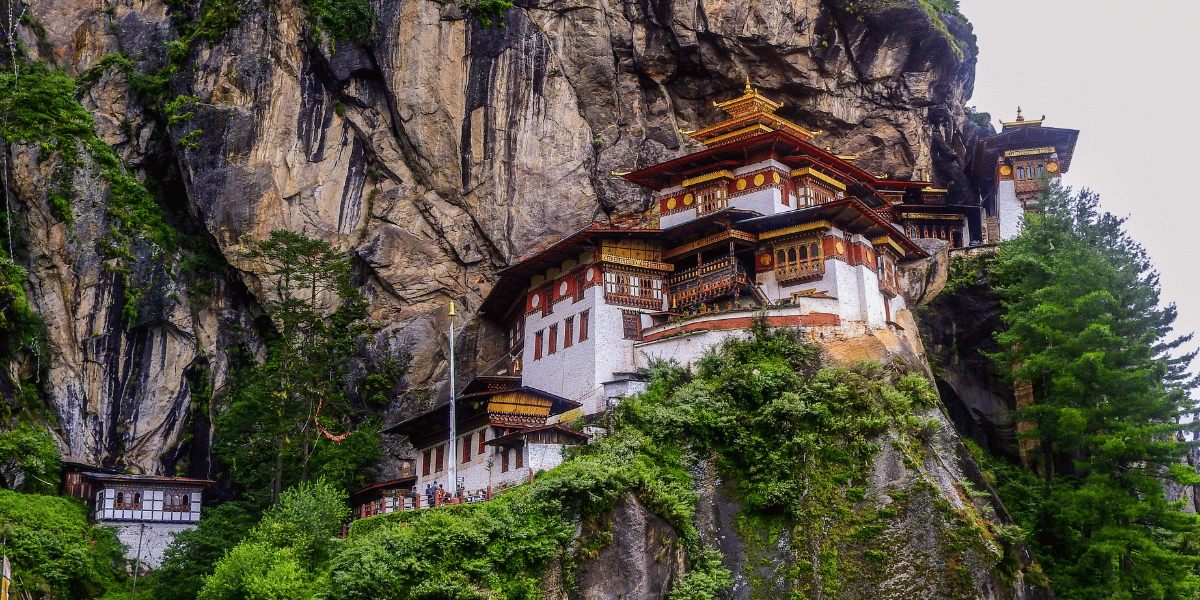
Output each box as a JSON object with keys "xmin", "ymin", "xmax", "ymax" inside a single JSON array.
[{"xmin": 111, "ymin": 522, "xmax": 197, "ymax": 568}]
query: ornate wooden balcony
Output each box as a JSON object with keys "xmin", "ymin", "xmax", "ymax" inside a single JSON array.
[
  {"xmin": 668, "ymin": 257, "xmax": 752, "ymax": 309},
  {"xmin": 775, "ymin": 259, "xmax": 824, "ymax": 285},
  {"xmin": 879, "ymin": 275, "xmax": 899, "ymax": 298}
]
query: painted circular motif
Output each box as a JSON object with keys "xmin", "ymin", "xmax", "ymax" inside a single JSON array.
[
  {"xmin": 754, "ymin": 173, "xmax": 765, "ymax": 186},
  {"xmin": 1046, "ymin": 162, "xmax": 1059, "ymax": 173},
  {"xmin": 999, "ymin": 165, "xmax": 1013, "ymax": 176},
  {"xmin": 666, "ymin": 197, "xmax": 677, "ymax": 210},
  {"xmin": 835, "ymin": 241, "xmax": 845, "ymax": 254},
  {"xmin": 737, "ymin": 179, "xmax": 747, "ymax": 191},
  {"xmin": 760, "ymin": 254, "xmax": 771, "ymax": 266},
  {"xmin": 684, "ymin": 193, "xmax": 694, "ymax": 205},
  {"xmin": 772, "ymin": 172, "xmax": 781, "ymax": 184},
  {"xmin": 585, "ymin": 267, "xmax": 596, "ymax": 282},
  {"xmin": 530, "ymin": 293, "xmax": 541, "ymax": 308},
  {"xmin": 559, "ymin": 281, "xmax": 569, "ymax": 296}
]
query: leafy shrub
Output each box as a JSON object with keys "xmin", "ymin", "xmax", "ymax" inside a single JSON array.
[
  {"xmin": 152, "ymin": 502, "xmax": 257, "ymax": 600},
  {"xmin": 0, "ymin": 490, "xmax": 129, "ymax": 599},
  {"xmin": 0, "ymin": 423, "xmax": 59, "ymax": 492}
]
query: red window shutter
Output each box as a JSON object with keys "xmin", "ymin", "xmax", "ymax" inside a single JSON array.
[
  {"xmin": 463, "ymin": 433, "xmax": 471, "ymax": 462},
  {"xmin": 422, "ymin": 450, "xmax": 431, "ymax": 476}
]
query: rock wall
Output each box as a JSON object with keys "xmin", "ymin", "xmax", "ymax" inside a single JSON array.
[{"xmin": 6, "ymin": 0, "xmax": 979, "ymax": 475}]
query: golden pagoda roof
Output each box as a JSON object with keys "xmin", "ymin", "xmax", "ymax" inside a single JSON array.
[
  {"xmin": 1000, "ymin": 106, "xmax": 1044, "ymax": 129},
  {"xmin": 686, "ymin": 82, "xmax": 820, "ymax": 147}
]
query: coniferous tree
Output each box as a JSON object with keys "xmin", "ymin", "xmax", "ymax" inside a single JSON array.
[
  {"xmin": 216, "ymin": 231, "xmax": 382, "ymax": 506},
  {"xmin": 990, "ymin": 184, "xmax": 1200, "ymax": 599}
]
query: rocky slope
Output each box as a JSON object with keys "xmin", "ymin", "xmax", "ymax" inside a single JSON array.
[{"xmin": 6, "ymin": 0, "xmax": 979, "ymax": 474}]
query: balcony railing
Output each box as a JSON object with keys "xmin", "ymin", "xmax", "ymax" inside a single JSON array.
[
  {"xmin": 668, "ymin": 257, "xmax": 752, "ymax": 309},
  {"xmin": 775, "ymin": 259, "xmax": 824, "ymax": 285},
  {"xmin": 667, "ymin": 256, "xmax": 737, "ymax": 286}
]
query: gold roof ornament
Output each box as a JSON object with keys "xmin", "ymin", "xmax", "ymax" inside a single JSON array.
[
  {"xmin": 685, "ymin": 81, "xmax": 819, "ymax": 147},
  {"xmin": 1001, "ymin": 106, "xmax": 1045, "ymax": 129}
]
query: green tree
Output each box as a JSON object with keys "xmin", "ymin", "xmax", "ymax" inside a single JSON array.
[
  {"xmin": 216, "ymin": 230, "xmax": 384, "ymax": 504},
  {"xmin": 197, "ymin": 480, "xmax": 349, "ymax": 600},
  {"xmin": 151, "ymin": 503, "xmax": 257, "ymax": 600},
  {"xmin": 989, "ymin": 184, "xmax": 1200, "ymax": 599}
]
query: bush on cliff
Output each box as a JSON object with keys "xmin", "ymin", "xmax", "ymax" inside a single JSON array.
[{"xmin": 0, "ymin": 490, "xmax": 129, "ymax": 599}]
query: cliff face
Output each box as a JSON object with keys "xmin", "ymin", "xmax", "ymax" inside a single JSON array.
[{"xmin": 6, "ymin": 0, "xmax": 977, "ymax": 472}]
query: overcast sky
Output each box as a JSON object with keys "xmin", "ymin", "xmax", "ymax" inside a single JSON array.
[{"xmin": 958, "ymin": 0, "xmax": 1200, "ymax": 366}]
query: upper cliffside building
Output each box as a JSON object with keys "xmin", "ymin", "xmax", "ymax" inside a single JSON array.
[
  {"xmin": 970, "ymin": 110, "xmax": 1079, "ymax": 241},
  {"xmin": 383, "ymin": 84, "xmax": 954, "ymax": 499}
]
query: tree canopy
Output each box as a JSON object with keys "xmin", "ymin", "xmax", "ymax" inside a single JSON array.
[{"xmin": 989, "ymin": 184, "xmax": 1200, "ymax": 599}]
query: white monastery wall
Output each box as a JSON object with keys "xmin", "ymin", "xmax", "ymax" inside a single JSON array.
[
  {"xmin": 95, "ymin": 488, "xmax": 200, "ymax": 523},
  {"xmin": 522, "ymin": 286, "xmax": 600, "ymax": 404},
  {"xmin": 996, "ymin": 180, "xmax": 1022, "ymax": 241},
  {"xmin": 110, "ymin": 522, "xmax": 197, "ymax": 568},
  {"xmin": 660, "ymin": 206, "xmax": 696, "ymax": 229},
  {"xmin": 728, "ymin": 186, "xmax": 780, "ymax": 216}
]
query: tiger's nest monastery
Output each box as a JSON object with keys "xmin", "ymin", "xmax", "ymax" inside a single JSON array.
[{"xmin": 377, "ymin": 87, "xmax": 1079, "ymax": 509}]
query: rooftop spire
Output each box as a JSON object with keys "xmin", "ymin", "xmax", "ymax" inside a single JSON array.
[{"xmin": 687, "ymin": 82, "xmax": 818, "ymax": 146}]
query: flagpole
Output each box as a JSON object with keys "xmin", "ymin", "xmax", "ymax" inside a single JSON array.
[{"xmin": 448, "ymin": 300, "xmax": 458, "ymax": 500}]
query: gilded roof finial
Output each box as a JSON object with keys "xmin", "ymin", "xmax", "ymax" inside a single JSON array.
[
  {"xmin": 745, "ymin": 76, "xmax": 753, "ymax": 95},
  {"xmin": 1015, "ymin": 106, "xmax": 1024, "ymax": 122}
]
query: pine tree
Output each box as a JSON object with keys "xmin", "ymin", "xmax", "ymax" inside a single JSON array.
[
  {"xmin": 216, "ymin": 231, "xmax": 382, "ymax": 505},
  {"xmin": 990, "ymin": 184, "xmax": 1200, "ymax": 598}
]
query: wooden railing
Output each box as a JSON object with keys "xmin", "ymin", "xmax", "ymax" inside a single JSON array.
[
  {"xmin": 775, "ymin": 259, "xmax": 824, "ymax": 285},
  {"xmin": 668, "ymin": 257, "xmax": 751, "ymax": 309}
]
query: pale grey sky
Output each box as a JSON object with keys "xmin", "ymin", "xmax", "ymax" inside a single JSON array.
[{"xmin": 958, "ymin": 0, "xmax": 1200, "ymax": 365}]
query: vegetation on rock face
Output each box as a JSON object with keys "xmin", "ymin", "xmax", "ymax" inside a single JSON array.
[
  {"xmin": 0, "ymin": 490, "xmax": 130, "ymax": 599},
  {"xmin": 985, "ymin": 184, "xmax": 1200, "ymax": 599},
  {"xmin": 322, "ymin": 322, "xmax": 1012, "ymax": 599}
]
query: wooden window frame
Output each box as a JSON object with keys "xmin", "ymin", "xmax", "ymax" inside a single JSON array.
[
  {"xmin": 462, "ymin": 433, "xmax": 471, "ymax": 462},
  {"xmin": 435, "ymin": 444, "xmax": 445, "ymax": 472},
  {"xmin": 579, "ymin": 310, "xmax": 589, "ymax": 342},
  {"xmin": 422, "ymin": 449, "xmax": 431, "ymax": 476},
  {"xmin": 534, "ymin": 330, "xmax": 544, "ymax": 360},
  {"xmin": 622, "ymin": 310, "xmax": 642, "ymax": 341},
  {"xmin": 548, "ymin": 325, "xmax": 558, "ymax": 355},
  {"xmin": 478, "ymin": 430, "xmax": 486, "ymax": 455},
  {"xmin": 774, "ymin": 238, "xmax": 824, "ymax": 284}
]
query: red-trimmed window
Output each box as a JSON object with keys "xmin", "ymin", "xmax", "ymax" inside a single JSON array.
[
  {"xmin": 501, "ymin": 449, "xmax": 510, "ymax": 472},
  {"xmin": 534, "ymin": 330, "xmax": 544, "ymax": 360},
  {"xmin": 548, "ymin": 325, "xmax": 558, "ymax": 354},
  {"xmin": 463, "ymin": 433, "xmax": 471, "ymax": 462},
  {"xmin": 422, "ymin": 450, "xmax": 431, "ymax": 476},
  {"xmin": 579, "ymin": 310, "xmax": 589, "ymax": 342},
  {"xmin": 515, "ymin": 446, "xmax": 524, "ymax": 469},
  {"xmin": 563, "ymin": 317, "xmax": 574, "ymax": 348},
  {"xmin": 478, "ymin": 430, "xmax": 486, "ymax": 455},
  {"xmin": 435, "ymin": 445, "xmax": 445, "ymax": 471}
]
